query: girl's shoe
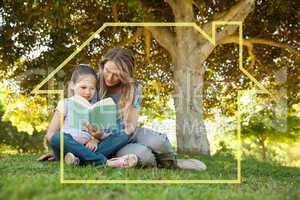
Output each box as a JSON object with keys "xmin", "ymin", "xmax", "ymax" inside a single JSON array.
[
  {"xmin": 107, "ymin": 154, "xmax": 138, "ymax": 168},
  {"xmin": 64, "ymin": 152, "xmax": 80, "ymax": 165}
]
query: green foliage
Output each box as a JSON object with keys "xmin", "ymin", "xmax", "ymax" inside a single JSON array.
[
  {"xmin": 0, "ymin": 0, "xmax": 298, "ymax": 114},
  {"xmin": 240, "ymin": 91, "xmax": 300, "ymax": 142},
  {"xmin": 203, "ymin": 0, "xmax": 299, "ymax": 114},
  {"xmin": 0, "ymin": 123, "xmax": 45, "ymax": 153},
  {"xmin": 240, "ymin": 90, "xmax": 300, "ymax": 160},
  {"xmin": 140, "ymin": 79, "xmax": 175, "ymax": 122},
  {"xmin": 0, "ymin": 85, "xmax": 46, "ymax": 153},
  {"xmin": 211, "ymin": 89, "xmax": 300, "ymax": 163},
  {"xmin": 0, "ymin": 85, "xmax": 49, "ymax": 135},
  {"xmin": 0, "ymin": 107, "xmax": 45, "ymax": 153},
  {"xmin": 242, "ymin": 109, "xmax": 299, "ymax": 143}
]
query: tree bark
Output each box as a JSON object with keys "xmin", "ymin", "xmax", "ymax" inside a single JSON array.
[{"xmin": 173, "ymin": 44, "xmax": 210, "ymax": 154}]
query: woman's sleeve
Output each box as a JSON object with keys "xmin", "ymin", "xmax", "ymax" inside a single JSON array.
[{"xmin": 133, "ymin": 83, "xmax": 143, "ymax": 111}]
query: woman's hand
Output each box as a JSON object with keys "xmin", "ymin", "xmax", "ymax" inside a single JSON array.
[
  {"xmin": 83, "ymin": 122, "xmax": 105, "ymax": 140},
  {"xmin": 85, "ymin": 139, "xmax": 98, "ymax": 152}
]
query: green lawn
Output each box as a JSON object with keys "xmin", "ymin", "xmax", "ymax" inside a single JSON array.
[{"xmin": 0, "ymin": 153, "xmax": 299, "ymax": 200}]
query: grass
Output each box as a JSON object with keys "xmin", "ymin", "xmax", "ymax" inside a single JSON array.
[{"xmin": 0, "ymin": 153, "xmax": 299, "ymax": 200}]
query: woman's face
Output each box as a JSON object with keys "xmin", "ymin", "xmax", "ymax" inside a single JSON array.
[{"xmin": 103, "ymin": 60, "xmax": 121, "ymax": 87}]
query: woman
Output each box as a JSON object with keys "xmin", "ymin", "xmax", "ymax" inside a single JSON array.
[{"xmin": 92, "ymin": 48, "xmax": 206, "ymax": 170}]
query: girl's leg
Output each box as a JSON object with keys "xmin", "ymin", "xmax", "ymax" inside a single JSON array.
[
  {"xmin": 130, "ymin": 127, "xmax": 177, "ymax": 168},
  {"xmin": 50, "ymin": 132, "xmax": 107, "ymax": 166},
  {"xmin": 95, "ymin": 131, "xmax": 129, "ymax": 157}
]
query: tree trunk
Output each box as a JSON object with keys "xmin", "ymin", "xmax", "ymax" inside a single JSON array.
[
  {"xmin": 261, "ymin": 140, "xmax": 266, "ymax": 160},
  {"xmin": 173, "ymin": 66, "xmax": 210, "ymax": 155},
  {"xmin": 173, "ymin": 30, "xmax": 210, "ymax": 155},
  {"xmin": 258, "ymin": 135, "xmax": 267, "ymax": 160}
]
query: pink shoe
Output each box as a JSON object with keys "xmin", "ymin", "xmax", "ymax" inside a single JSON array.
[{"xmin": 107, "ymin": 154, "xmax": 138, "ymax": 168}]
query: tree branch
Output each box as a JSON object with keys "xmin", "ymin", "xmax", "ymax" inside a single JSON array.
[
  {"xmin": 218, "ymin": 36, "xmax": 300, "ymax": 58},
  {"xmin": 145, "ymin": 27, "xmax": 176, "ymax": 60},
  {"xmin": 202, "ymin": 0, "xmax": 255, "ymax": 42},
  {"xmin": 218, "ymin": 35, "xmax": 299, "ymax": 102},
  {"xmin": 136, "ymin": 0, "xmax": 177, "ymax": 59},
  {"xmin": 164, "ymin": 0, "xmax": 177, "ymax": 11},
  {"xmin": 117, "ymin": 28, "xmax": 143, "ymax": 47},
  {"xmin": 144, "ymin": 28, "xmax": 152, "ymax": 63}
]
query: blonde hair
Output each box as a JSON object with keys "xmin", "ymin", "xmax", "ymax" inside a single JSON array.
[{"xmin": 98, "ymin": 48, "xmax": 136, "ymax": 121}]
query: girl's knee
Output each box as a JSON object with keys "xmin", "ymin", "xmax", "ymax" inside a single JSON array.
[
  {"xmin": 120, "ymin": 133, "xmax": 129, "ymax": 145},
  {"xmin": 113, "ymin": 132, "xmax": 129, "ymax": 147},
  {"xmin": 50, "ymin": 132, "xmax": 60, "ymax": 148}
]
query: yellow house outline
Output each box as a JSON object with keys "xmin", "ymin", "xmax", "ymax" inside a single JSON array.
[{"xmin": 32, "ymin": 22, "xmax": 270, "ymax": 184}]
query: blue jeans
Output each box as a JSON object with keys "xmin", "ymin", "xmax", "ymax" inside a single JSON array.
[{"xmin": 50, "ymin": 130, "xmax": 128, "ymax": 166}]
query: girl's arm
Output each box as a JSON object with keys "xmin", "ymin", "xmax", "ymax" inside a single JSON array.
[
  {"xmin": 46, "ymin": 110, "xmax": 61, "ymax": 141},
  {"xmin": 124, "ymin": 105, "xmax": 138, "ymax": 136}
]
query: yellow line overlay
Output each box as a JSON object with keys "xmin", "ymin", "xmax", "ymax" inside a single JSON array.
[{"xmin": 31, "ymin": 22, "xmax": 271, "ymax": 184}]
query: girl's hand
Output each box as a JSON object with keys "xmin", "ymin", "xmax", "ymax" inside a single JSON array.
[
  {"xmin": 85, "ymin": 139, "xmax": 98, "ymax": 152},
  {"xmin": 83, "ymin": 122, "xmax": 105, "ymax": 140}
]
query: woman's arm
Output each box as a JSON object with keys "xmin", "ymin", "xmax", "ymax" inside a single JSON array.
[
  {"xmin": 124, "ymin": 105, "xmax": 138, "ymax": 136},
  {"xmin": 46, "ymin": 110, "xmax": 61, "ymax": 141}
]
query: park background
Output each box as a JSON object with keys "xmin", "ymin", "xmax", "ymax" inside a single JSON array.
[{"xmin": 0, "ymin": 0, "xmax": 299, "ymax": 199}]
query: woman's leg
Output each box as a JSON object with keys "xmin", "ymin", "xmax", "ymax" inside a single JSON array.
[
  {"xmin": 114, "ymin": 143, "xmax": 156, "ymax": 167},
  {"xmin": 50, "ymin": 132, "xmax": 107, "ymax": 165},
  {"xmin": 130, "ymin": 127, "xmax": 177, "ymax": 168}
]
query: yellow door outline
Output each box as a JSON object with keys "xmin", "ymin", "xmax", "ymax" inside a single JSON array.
[{"xmin": 31, "ymin": 22, "xmax": 271, "ymax": 184}]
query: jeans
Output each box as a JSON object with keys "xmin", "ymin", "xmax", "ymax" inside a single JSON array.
[{"xmin": 50, "ymin": 130, "xmax": 128, "ymax": 166}]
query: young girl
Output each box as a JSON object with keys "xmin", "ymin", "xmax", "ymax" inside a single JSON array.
[{"xmin": 46, "ymin": 64, "xmax": 138, "ymax": 168}]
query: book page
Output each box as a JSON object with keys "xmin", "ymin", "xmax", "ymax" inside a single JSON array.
[
  {"xmin": 70, "ymin": 95, "xmax": 92, "ymax": 109},
  {"xmin": 91, "ymin": 97, "xmax": 115, "ymax": 109},
  {"xmin": 68, "ymin": 100, "xmax": 90, "ymax": 129},
  {"xmin": 89, "ymin": 100, "xmax": 117, "ymax": 130}
]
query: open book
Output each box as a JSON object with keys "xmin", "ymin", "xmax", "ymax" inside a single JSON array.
[{"xmin": 68, "ymin": 95, "xmax": 117, "ymax": 131}]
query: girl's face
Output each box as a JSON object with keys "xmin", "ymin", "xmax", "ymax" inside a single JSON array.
[
  {"xmin": 103, "ymin": 61, "xmax": 121, "ymax": 87},
  {"xmin": 73, "ymin": 75, "xmax": 97, "ymax": 101}
]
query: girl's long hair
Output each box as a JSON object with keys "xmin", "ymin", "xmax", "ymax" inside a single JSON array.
[{"xmin": 98, "ymin": 48, "xmax": 136, "ymax": 121}]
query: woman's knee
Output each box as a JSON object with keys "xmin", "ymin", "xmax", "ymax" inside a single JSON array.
[
  {"xmin": 115, "ymin": 143, "xmax": 156, "ymax": 167},
  {"xmin": 135, "ymin": 128, "xmax": 174, "ymax": 155}
]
